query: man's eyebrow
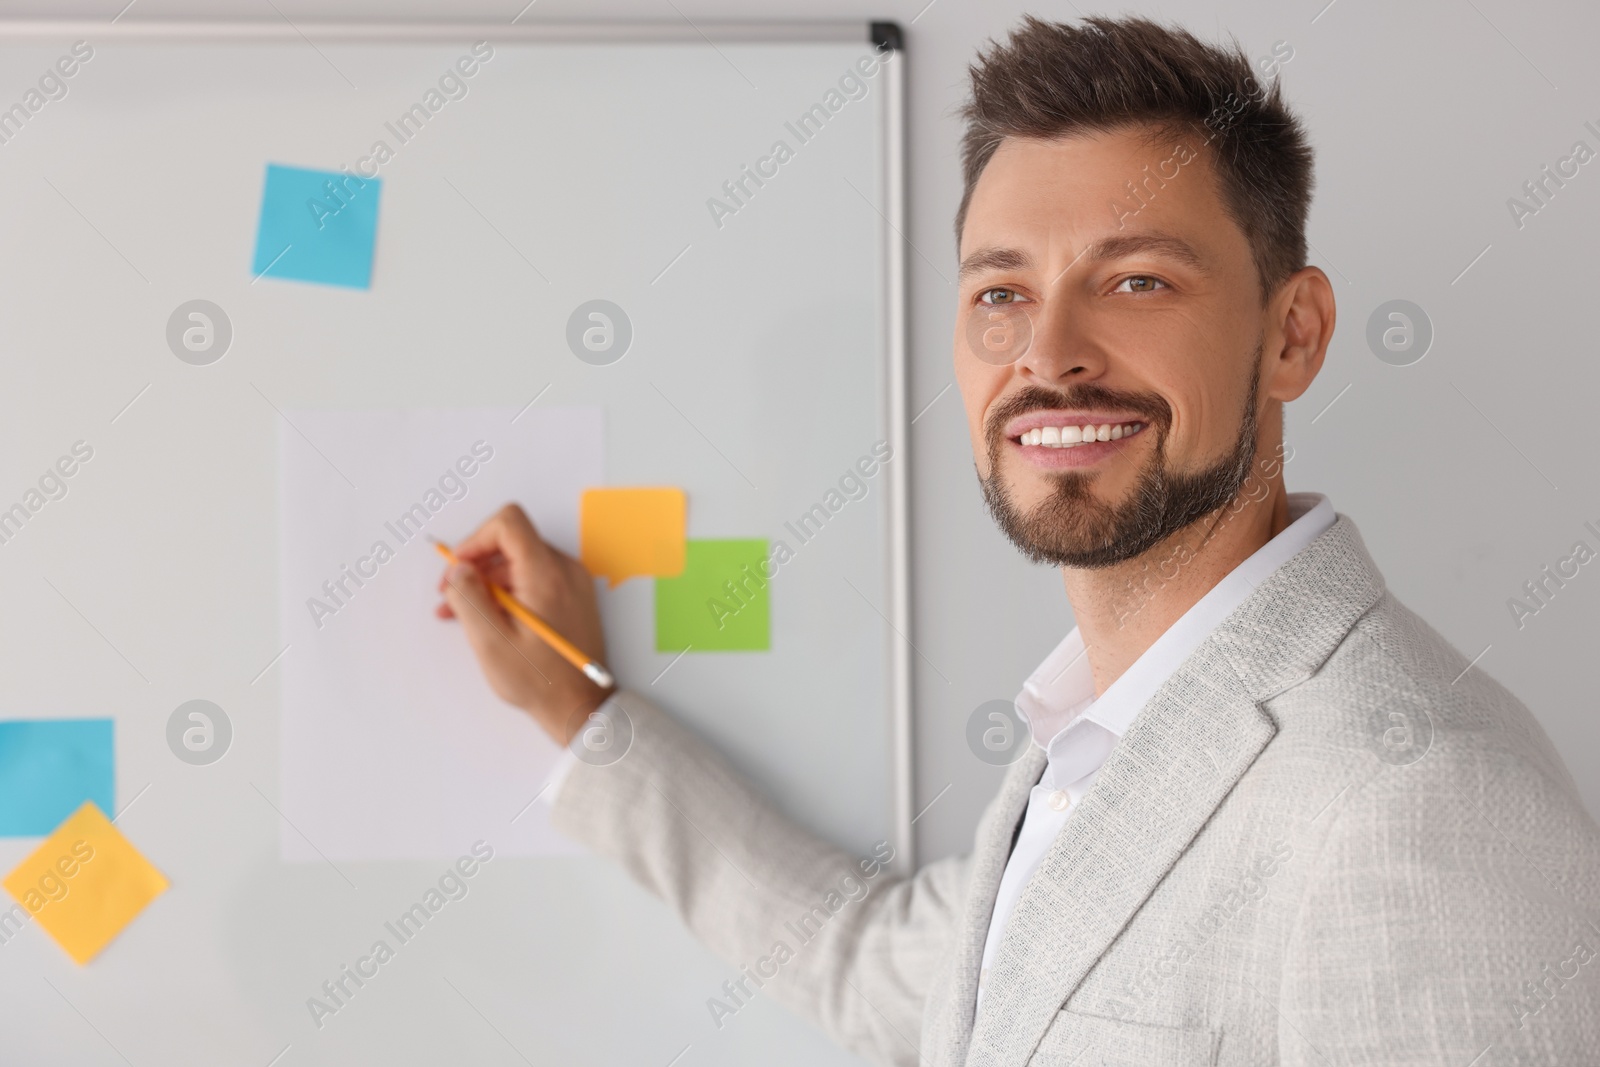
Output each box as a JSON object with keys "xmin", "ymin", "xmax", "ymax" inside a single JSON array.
[
  {"xmin": 957, "ymin": 233, "xmax": 1212, "ymax": 282},
  {"xmin": 958, "ymin": 246, "xmax": 1034, "ymax": 281},
  {"xmin": 1086, "ymin": 232, "xmax": 1210, "ymax": 273}
]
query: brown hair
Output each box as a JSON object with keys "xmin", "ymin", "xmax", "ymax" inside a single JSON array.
[{"xmin": 955, "ymin": 15, "xmax": 1313, "ymax": 304}]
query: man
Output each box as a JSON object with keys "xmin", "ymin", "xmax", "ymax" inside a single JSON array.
[{"xmin": 435, "ymin": 15, "xmax": 1600, "ymax": 1066}]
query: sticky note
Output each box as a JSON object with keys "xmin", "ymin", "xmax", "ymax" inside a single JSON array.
[
  {"xmin": 0, "ymin": 719, "xmax": 113, "ymax": 838},
  {"xmin": 581, "ymin": 487, "xmax": 687, "ymax": 587},
  {"xmin": 252, "ymin": 162, "xmax": 382, "ymax": 289},
  {"xmin": 3, "ymin": 801, "xmax": 168, "ymax": 964},
  {"xmin": 655, "ymin": 539, "xmax": 770, "ymax": 651}
]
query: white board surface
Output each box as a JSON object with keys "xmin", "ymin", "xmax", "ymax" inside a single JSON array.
[{"xmin": 0, "ymin": 22, "xmax": 906, "ymax": 1067}]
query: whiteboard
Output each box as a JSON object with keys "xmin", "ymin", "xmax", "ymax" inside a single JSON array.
[{"xmin": 0, "ymin": 20, "xmax": 908, "ymax": 1067}]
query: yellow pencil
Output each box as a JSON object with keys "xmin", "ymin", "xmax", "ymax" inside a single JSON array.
[{"xmin": 430, "ymin": 537, "xmax": 615, "ymax": 690}]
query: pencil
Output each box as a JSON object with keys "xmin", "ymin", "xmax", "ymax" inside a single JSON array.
[{"xmin": 430, "ymin": 537, "xmax": 615, "ymax": 690}]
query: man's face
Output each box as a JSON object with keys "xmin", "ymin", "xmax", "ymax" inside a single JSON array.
[{"xmin": 955, "ymin": 127, "xmax": 1270, "ymax": 568}]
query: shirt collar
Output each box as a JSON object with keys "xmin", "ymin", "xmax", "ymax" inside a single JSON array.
[{"xmin": 1015, "ymin": 492, "xmax": 1337, "ymax": 754}]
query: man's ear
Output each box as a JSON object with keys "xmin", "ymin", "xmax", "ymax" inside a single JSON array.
[{"xmin": 1263, "ymin": 266, "xmax": 1335, "ymax": 403}]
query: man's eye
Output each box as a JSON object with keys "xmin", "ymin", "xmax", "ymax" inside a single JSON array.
[
  {"xmin": 979, "ymin": 287, "xmax": 1026, "ymax": 305},
  {"xmin": 1114, "ymin": 276, "xmax": 1167, "ymax": 293}
]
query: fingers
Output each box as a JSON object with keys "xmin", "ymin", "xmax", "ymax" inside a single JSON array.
[
  {"xmin": 455, "ymin": 504, "xmax": 558, "ymax": 600},
  {"xmin": 438, "ymin": 559, "xmax": 560, "ymax": 710},
  {"xmin": 456, "ymin": 504, "xmax": 547, "ymax": 566},
  {"xmin": 439, "ymin": 562, "xmax": 517, "ymax": 664},
  {"xmin": 435, "ymin": 505, "xmax": 605, "ymax": 730}
]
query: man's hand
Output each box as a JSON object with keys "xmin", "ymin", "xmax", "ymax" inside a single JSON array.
[{"xmin": 435, "ymin": 503, "xmax": 609, "ymax": 746}]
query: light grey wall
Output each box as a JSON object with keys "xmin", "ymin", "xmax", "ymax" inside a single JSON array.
[{"xmin": 9, "ymin": 0, "xmax": 1595, "ymax": 870}]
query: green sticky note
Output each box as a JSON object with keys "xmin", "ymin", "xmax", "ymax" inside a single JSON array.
[{"xmin": 655, "ymin": 539, "xmax": 770, "ymax": 651}]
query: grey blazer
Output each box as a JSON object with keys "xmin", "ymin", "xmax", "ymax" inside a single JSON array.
[{"xmin": 551, "ymin": 513, "xmax": 1600, "ymax": 1065}]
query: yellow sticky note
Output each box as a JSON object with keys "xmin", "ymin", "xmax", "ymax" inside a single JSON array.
[
  {"xmin": 580, "ymin": 487, "xmax": 687, "ymax": 587},
  {"xmin": 3, "ymin": 801, "xmax": 168, "ymax": 964}
]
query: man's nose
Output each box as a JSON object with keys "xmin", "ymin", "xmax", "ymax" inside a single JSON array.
[{"xmin": 1015, "ymin": 296, "xmax": 1107, "ymax": 384}]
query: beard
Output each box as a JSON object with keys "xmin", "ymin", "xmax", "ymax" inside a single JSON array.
[{"xmin": 979, "ymin": 342, "xmax": 1263, "ymax": 570}]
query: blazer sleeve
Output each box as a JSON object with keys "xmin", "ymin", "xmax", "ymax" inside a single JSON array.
[
  {"xmin": 1279, "ymin": 746, "xmax": 1600, "ymax": 1066},
  {"xmin": 548, "ymin": 688, "xmax": 970, "ymax": 1066}
]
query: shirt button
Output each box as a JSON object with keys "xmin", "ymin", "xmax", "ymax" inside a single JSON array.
[{"xmin": 1048, "ymin": 790, "xmax": 1070, "ymax": 811}]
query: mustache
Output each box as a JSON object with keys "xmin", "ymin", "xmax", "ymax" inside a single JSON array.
[{"xmin": 985, "ymin": 383, "xmax": 1172, "ymax": 448}]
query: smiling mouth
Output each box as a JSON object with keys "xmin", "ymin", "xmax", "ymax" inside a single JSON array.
[{"xmin": 1012, "ymin": 421, "xmax": 1147, "ymax": 448}]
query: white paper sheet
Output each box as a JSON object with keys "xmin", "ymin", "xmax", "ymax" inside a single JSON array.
[{"xmin": 277, "ymin": 406, "xmax": 603, "ymax": 862}]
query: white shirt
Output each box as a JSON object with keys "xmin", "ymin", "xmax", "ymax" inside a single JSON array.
[
  {"xmin": 973, "ymin": 492, "xmax": 1335, "ymax": 1004},
  {"xmin": 541, "ymin": 714, "xmax": 583, "ymax": 806}
]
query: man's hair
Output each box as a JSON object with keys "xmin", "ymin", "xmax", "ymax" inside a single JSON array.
[{"xmin": 955, "ymin": 15, "xmax": 1314, "ymax": 305}]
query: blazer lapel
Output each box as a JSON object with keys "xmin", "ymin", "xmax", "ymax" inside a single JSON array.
[
  {"xmin": 960, "ymin": 513, "xmax": 1387, "ymax": 1066},
  {"xmin": 926, "ymin": 742, "xmax": 1046, "ymax": 1067},
  {"xmin": 963, "ymin": 650, "xmax": 1273, "ymax": 1066}
]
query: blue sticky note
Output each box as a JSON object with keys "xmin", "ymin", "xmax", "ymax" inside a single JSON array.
[
  {"xmin": 0, "ymin": 719, "xmax": 114, "ymax": 837},
  {"xmin": 252, "ymin": 163, "xmax": 382, "ymax": 289}
]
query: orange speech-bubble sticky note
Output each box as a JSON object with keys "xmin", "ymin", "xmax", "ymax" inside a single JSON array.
[
  {"xmin": 580, "ymin": 487, "xmax": 687, "ymax": 588},
  {"xmin": 3, "ymin": 801, "xmax": 168, "ymax": 964}
]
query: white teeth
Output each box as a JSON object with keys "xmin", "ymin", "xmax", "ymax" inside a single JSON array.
[{"xmin": 1017, "ymin": 421, "xmax": 1144, "ymax": 449}]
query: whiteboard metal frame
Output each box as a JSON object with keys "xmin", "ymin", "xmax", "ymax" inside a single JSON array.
[
  {"xmin": 0, "ymin": 20, "xmax": 875, "ymax": 43},
  {"xmin": 880, "ymin": 28, "xmax": 915, "ymax": 876},
  {"xmin": 0, "ymin": 17, "xmax": 916, "ymax": 870}
]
